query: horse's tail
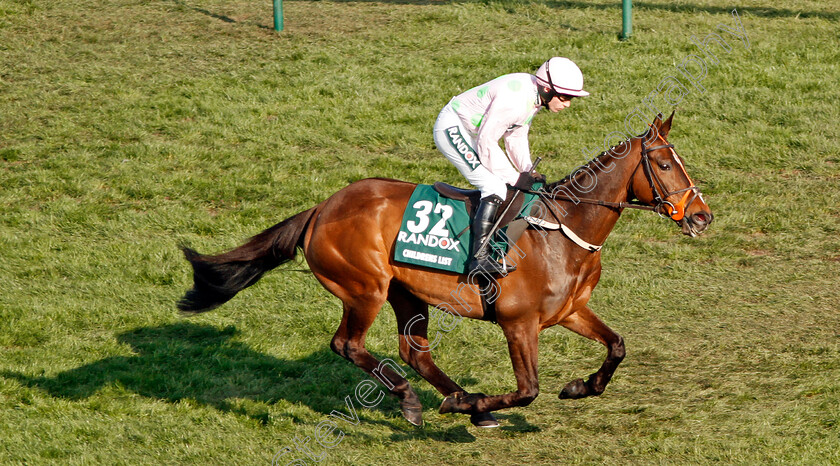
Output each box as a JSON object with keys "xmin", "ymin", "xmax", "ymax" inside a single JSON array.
[{"xmin": 178, "ymin": 206, "xmax": 319, "ymax": 313}]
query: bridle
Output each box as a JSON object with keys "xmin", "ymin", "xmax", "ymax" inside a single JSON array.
[
  {"xmin": 639, "ymin": 128, "xmax": 701, "ymax": 221},
  {"xmin": 529, "ymin": 128, "xmax": 702, "ymax": 222}
]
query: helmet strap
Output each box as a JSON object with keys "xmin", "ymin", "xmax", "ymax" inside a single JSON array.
[
  {"xmin": 538, "ymin": 86, "xmax": 554, "ymax": 108},
  {"xmin": 539, "ymin": 59, "xmax": 558, "ymax": 108}
]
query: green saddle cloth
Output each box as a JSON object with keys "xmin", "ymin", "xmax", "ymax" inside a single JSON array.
[{"xmin": 393, "ymin": 184, "xmax": 541, "ymax": 273}]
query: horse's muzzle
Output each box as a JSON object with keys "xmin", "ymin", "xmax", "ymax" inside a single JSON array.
[{"xmin": 681, "ymin": 211, "xmax": 713, "ymax": 237}]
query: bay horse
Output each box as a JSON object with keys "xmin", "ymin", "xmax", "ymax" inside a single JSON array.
[{"xmin": 178, "ymin": 112, "xmax": 713, "ymax": 428}]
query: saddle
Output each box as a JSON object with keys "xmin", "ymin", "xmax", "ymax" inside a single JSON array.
[
  {"xmin": 432, "ymin": 182, "xmax": 526, "ymax": 229},
  {"xmin": 432, "ymin": 182, "xmax": 481, "ymax": 206}
]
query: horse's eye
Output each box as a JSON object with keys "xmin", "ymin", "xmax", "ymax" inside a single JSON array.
[{"xmin": 659, "ymin": 163, "xmax": 671, "ymax": 171}]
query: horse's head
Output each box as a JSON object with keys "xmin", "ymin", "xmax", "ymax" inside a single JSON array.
[{"xmin": 630, "ymin": 112, "xmax": 713, "ymax": 237}]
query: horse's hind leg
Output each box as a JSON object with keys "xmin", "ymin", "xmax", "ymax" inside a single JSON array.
[
  {"xmin": 557, "ymin": 305, "xmax": 625, "ymax": 399},
  {"xmin": 388, "ymin": 284, "xmax": 499, "ymax": 428},
  {"xmin": 330, "ymin": 299, "xmax": 424, "ymax": 426}
]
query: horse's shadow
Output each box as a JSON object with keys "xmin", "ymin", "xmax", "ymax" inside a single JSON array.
[{"xmin": 1, "ymin": 322, "xmax": 474, "ymax": 441}]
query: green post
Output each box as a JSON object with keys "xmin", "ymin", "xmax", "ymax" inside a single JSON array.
[
  {"xmin": 621, "ymin": 0, "xmax": 632, "ymax": 40},
  {"xmin": 273, "ymin": 0, "xmax": 283, "ymax": 32}
]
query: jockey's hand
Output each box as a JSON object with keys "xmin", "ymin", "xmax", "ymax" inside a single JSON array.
[
  {"xmin": 531, "ymin": 171, "xmax": 547, "ymax": 184},
  {"xmin": 514, "ymin": 171, "xmax": 544, "ymax": 190}
]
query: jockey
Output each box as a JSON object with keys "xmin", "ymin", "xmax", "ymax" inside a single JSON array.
[{"xmin": 433, "ymin": 57, "xmax": 589, "ymax": 275}]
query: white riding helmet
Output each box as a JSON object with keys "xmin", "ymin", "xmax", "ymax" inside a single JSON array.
[{"xmin": 535, "ymin": 57, "xmax": 589, "ymax": 97}]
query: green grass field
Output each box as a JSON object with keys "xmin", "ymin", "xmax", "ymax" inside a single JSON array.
[{"xmin": 2, "ymin": 0, "xmax": 839, "ymax": 463}]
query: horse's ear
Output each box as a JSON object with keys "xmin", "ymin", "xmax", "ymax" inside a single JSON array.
[
  {"xmin": 660, "ymin": 111, "xmax": 675, "ymax": 138},
  {"xmin": 644, "ymin": 113, "xmax": 664, "ymax": 142},
  {"xmin": 651, "ymin": 113, "xmax": 663, "ymax": 128}
]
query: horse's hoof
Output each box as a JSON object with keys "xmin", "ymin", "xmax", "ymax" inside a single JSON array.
[
  {"xmin": 470, "ymin": 412, "xmax": 500, "ymax": 428},
  {"xmin": 440, "ymin": 391, "xmax": 475, "ymax": 414},
  {"xmin": 439, "ymin": 392, "xmax": 462, "ymax": 414},
  {"xmin": 440, "ymin": 391, "xmax": 487, "ymax": 414},
  {"xmin": 401, "ymin": 404, "xmax": 423, "ymax": 427},
  {"xmin": 559, "ymin": 378, "xmax": 588, "ymax": 399}
]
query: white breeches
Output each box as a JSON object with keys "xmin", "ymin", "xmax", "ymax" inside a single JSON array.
[{"xmin": 433, "ymin": 104, "xmax": 508, "ymax": 200}]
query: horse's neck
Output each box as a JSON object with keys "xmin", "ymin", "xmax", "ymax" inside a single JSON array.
[{"xmin": 548, "ymin": 140, "xmax": 641, "ymax": 247}]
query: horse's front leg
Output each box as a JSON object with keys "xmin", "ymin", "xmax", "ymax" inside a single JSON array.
[
  {"xmin": 439, "ymin": 321, "xmax": 539, "ymax": 414},
  {"xmin": 557, "ymin": 305, "xmax": 625, "ymax": 399}
]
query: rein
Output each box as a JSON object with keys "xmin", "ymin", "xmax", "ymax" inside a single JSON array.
[
  {"xmin": 526, "ymin": 191, "xmax": 656, "ymax": 212},
  {"xmin": 526, "ymin": 129, "xmax": 700, "ymax": 219},
  {"xmin": 516, "ymin": 129, "xmax": 702, "ymax": 252}
]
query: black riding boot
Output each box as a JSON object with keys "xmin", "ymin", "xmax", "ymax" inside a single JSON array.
[{"xmin": 466, "ymin": 195, "xmax": 515, "ymax": 275}]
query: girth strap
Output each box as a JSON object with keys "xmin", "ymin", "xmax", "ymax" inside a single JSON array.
[{"xmin": 522, "ymin": 216, "xmax": 602, "ymax": 252}]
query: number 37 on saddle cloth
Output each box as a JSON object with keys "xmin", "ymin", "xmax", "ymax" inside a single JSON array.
[{"xmin": 393, "ymin": 182, "xmax": 543, "ymax": 273}]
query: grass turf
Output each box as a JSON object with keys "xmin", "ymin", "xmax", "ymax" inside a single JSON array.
[{"xmin": 1, "ymin": 0, "xmax": 839, "ymax": 463}]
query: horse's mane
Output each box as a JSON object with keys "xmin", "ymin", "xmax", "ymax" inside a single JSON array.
[{"xmin": 544, "ymin": 138, "xmax": 633, "ymax": 192}]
